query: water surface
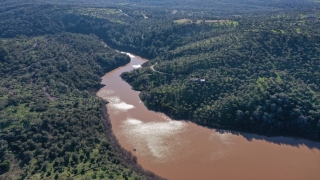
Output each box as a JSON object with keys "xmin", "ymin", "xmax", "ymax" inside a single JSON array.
[{"xmin": 97, "ymin": 54, "xmax": 320, "ymax": 180}]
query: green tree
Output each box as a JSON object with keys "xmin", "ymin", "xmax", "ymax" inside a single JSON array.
[{"xmin": 0, "ymin": 46, "xmax": 8, "ymax": 61}]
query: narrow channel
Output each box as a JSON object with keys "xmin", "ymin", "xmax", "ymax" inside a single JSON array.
[{"xmin": 97, "ymin": 53, "xmax": 320, "ymax": 180}]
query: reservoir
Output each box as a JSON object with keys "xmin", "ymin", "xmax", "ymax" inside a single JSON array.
[{"xmin": 97, "ymin": 54, "xmax": 320, "ymax": 180}]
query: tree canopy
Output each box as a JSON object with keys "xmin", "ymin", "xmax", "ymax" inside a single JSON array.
[{"xmin": 0, "ymin": 0, "xmax": 320, "ymax": 179}]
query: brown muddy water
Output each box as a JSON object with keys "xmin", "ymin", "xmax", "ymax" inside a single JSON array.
[{"xmin": 97, "ymin": 54, "xmax": 320, "ymax": 180}]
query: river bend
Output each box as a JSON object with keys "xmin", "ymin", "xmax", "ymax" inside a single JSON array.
[{"xmin": 97, "ymin": 53, "xmax": 320, "ymax": 180}]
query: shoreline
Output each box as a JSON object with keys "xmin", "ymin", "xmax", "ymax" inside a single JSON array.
[
  {"xmin": 96, "ymin": 53, "xmax": 164, "ymax": 179},
  {"xmin": 100, "ymin": 103, "xmax": 164, "ymax": 180}
]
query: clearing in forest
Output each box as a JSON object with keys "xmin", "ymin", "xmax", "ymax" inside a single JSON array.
[{"xmin": 174, "ymin": 18, "xmax": 230, "ymax": 24}]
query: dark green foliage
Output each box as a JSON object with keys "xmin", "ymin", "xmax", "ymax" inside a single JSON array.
[
  {"xmin": 0, "ymin": 160, "xmax": 10, "ymax": 174},
  {"xmin": 122, "ymin": 13, "xmax": 320, "ymax": 140},
  {"xmin": 0, "ymin": 34, "xmax": 158, "ymax": 179},
  {"xmin": 0, "ymin": 4, "xmax": 66, "ymax": 38},
  {"xmin": 0, "ymin": 0, "xmax": 319, "ymax": 179},
  {"xmin": 0, "ymin": 46, "xmax": 8, "ymax": 65}
]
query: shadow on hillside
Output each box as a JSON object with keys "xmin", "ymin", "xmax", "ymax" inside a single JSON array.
[{"xmin": 215, "ymin": 129, "xmax": 320, "ymax": 150}]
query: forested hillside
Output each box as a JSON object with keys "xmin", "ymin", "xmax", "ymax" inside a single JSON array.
[
  {"xmin": 122, "ymin": 13, "xmax": 320, "ymax": 140},
  {"xmin": 0, "ymin": 0, "xmax": 320, "ymax": 179},
  {"xmin": 6, "ymin": 0, "xmax": 316, "ymax": 13},
  {"xmin": 0, "ymin": 33, "xmax": 160, "ymax": 179}
]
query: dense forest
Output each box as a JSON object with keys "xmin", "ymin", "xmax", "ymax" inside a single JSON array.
[
  {"xmin": 122, "ymin": 13, "xmax": 320, "ymax": 140},
  {"xmin": 0, "ymin": 33, "xmax": 160, "ymax": 179},
  {"xmin": 0, "ymin": 0, "xmax": 320, "ymax": 179}
]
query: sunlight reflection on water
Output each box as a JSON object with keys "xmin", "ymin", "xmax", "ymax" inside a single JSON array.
[
  {"xmin": 108, "ymin": 96, "xmax": 135, "ymax": 112},
  {"xmin": 121, "ymin": 52, "xmax": 135, "ymax": 58},
  {"xmin": 121, "ymin": 118, "xmax": 188, "ymax": 162},
  {"xmin": 132, "ymin": 64, "xmax": 142, "ymax": 68}
]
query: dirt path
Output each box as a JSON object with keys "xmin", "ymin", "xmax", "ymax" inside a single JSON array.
[
  {"xmin": 150, "ymin": 62, "xmax": 167, "ymax": 74},
  {"xmin": 42, "ymin": 87, "xmax": 58, "ymax": 101},
  {"xmin": 150, "ymin": 62, "xmax": 174, "ymax": 76},
  {"xmin": 21, "ymin": 40, "xmax": 38, "ymax": 54}
]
